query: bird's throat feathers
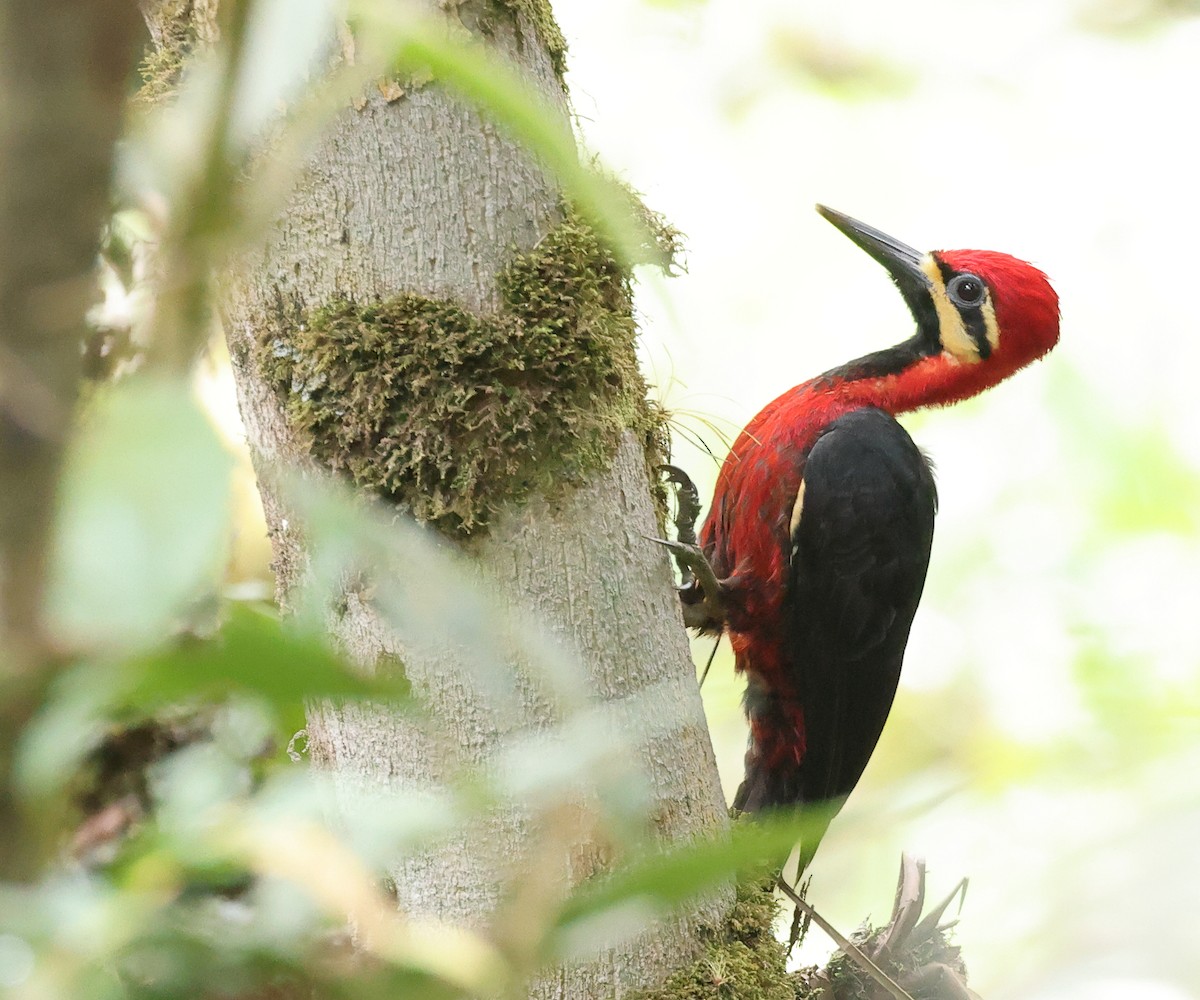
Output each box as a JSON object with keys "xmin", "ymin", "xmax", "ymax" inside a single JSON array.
[{"xmin": 825, "ymin": 349, "xmax": 1026, "ymax": 415}]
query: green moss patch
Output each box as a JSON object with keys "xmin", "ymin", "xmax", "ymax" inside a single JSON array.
[
  {"xmin": 136, "ymin": 0, "xmax": 202, "ymax": 104},
  {"xmin": 631, "ymin": 877, "xmax": 794, "ymax": 1000},
  {"xmin": 613, "ymin": 177, "xmax": 686, "ymax": 274},
  {"xmin": 259, "ymin": 215, "xmax": 662, "ymax": 537}
]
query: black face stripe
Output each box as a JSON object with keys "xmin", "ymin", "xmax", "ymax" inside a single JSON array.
[
  {"xmin": 905, "ymin": 285, "xmax": 942, "ymax": 348},
  {"xmin": 936, "ymin": 259, "xmax": 992, "ymax": 359},
  {"xmin": 960, "ymin": 306, "xmax": 992, "ymax": 358}
]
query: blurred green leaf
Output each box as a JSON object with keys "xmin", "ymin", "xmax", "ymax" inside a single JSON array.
[
  {"xmin": 551, "ymin": 813, "xmax": 818, "ymax": 947},
  {"xmin": 230, "ymin": 0, "xmax": 340, "ymax": 147},
  {"xmin": 47, "ymin": 376, "xmax": 233, "ymax": 654},
  {"xmin": 1076, "ymin": 0, "xmax": 1200, "ymax": 37},
  {"xmin": 769, "ymin": 28, "xmax": 914, "ymax": 101},
  {"xmin": 17, "ymin": 603, "xmax": 410, "ymax": 797},
  {"xmin": 1050, "ymin": 366, "xmax": 1200, "ymax": 537},
  {"xmin": 124, "ymin": 602, "xmax": 411, "ymax": 709}
]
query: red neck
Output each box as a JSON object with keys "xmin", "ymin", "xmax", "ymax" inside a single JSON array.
[{"xmin": 825, "ymin": 351, "xmax": 1021, "ymax": 415}]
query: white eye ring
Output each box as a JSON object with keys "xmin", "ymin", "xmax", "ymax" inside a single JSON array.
[{"xmin": 947, "ymin": 274, "xmax": 986, "ymax": 308}]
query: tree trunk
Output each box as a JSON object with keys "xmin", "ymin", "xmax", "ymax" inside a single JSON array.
[{"xmin": 144, "ymin": 1, "xmax": 730, "ymax": 995}]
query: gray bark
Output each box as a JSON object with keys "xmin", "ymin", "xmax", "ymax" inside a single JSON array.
[{"xmin": 152, "ymin": 1, "xmax": 730, "ymax": 994}]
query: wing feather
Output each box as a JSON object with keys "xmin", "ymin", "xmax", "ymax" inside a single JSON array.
[{"xmin": 785, "ymin": 406, "xmax": 936, "ymax": 807}]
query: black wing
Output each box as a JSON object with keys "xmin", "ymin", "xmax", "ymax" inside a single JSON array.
[
  {"xmin": 788, "ymin": 406, "xmax": 936, "ymax": 806},
  {"xmin": 735, "ymin": 406, "xmax": 936, "ymax": 826}
]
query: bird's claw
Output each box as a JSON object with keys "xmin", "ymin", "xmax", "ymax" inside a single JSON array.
[
  {"xmin": 650, "ymin": 464, "xmax": 728, "ymax": 631},
  {"xmin": 657, "ymin": 463, "xmax": 702, "ymax": 547},
  {"xmin": 644, "ymin": 535, "xmax": 726, "ymax": 630}
]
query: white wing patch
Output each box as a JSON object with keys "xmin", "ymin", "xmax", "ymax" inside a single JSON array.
[{"xmin": 788, "ymin": 478, "xmax": 807, "ymax": 558}]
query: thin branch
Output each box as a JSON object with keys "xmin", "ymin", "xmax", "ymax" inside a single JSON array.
[{"xmin": 777, "ymin": 877, "xmax": 916, "ymax": 1000}]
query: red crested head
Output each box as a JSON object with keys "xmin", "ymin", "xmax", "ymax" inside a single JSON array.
[
  {"xmin": 812, "ymin": 207, "xmax": 1061, "ymax": 413},
  {"xmin": 935, "ymin": 248, "xmax": 1060, "ymax": 374}
]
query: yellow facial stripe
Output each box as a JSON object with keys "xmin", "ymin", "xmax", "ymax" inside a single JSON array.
[{"xmin": 920, "ymin": 256, "xmax": 986, "ymax": 364}]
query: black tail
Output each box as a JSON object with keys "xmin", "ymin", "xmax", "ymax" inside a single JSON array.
[
  {"xmin": 735, "ymin": 677, "xmax": 845, "ymax": 872},
  {"xmin": 734, "ymin": 766, "xmax": 841, "ymax": 875},
  {"xmin": 732, "ymin": 748, "xmax": 796, "ymax": 815}
]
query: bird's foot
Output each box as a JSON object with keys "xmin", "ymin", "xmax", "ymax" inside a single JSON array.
[
  {"xmin": 650, "ymin": 464, "xmax": 729, "ymax": 631},
  {"xmin": 657, "ymin": 463, "xmax": 702, "ymax": 547},
  {"xmin": 644, "ymin": 535, "xmax": 727, "ymax": 630}
]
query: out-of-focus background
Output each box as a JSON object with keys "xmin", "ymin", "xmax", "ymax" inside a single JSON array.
[
  {"xmin": 190, "ymin": 0, "xmax": 1200, "ymax": 995},
  {"xmin": 550, "ymin": 1, "xmax": 1200, "ymax": 997}
]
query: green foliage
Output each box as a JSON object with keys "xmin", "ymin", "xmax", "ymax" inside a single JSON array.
[
  {"xmin": 259, "ymin": 214, "xmax": 659, "ymax": 535},
  {"xmin": 47, "ymin": 376, "xmax": 233, "ymax": 655},
  {"xmin": 121, "ymin": 602, "xmax": 411, "ymax": 708},
  {"xmin": 555, "ymin": 814, "xmax": 811, "ymax": 937}
]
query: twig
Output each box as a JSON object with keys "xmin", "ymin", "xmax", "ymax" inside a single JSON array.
[{"xmin": 776, "ymin": 877, "xmax": 916, "ymax": 1000}]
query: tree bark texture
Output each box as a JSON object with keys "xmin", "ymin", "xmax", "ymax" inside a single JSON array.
[{"xmin": 146, "ymin": 1, "xmax": 731, "ymax": 995}]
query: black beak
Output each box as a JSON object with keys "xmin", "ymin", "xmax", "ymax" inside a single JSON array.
[{"xmin": 816, "ymin": 205, "xmax": 933, "ymax": 318}]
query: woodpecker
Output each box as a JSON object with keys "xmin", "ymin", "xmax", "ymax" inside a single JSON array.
[{"xmin": 665, "ymin": 206, "xmax": 1060, "ymax": 868}]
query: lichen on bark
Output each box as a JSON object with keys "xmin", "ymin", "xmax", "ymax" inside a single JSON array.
[{"xmin": 257, "ymin": 213, "xmax": 667, "ymax": 536}]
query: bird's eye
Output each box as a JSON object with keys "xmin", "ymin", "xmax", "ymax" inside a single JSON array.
[{"xmin": 947, "ymin": 274, "xmax": 986, "ymax": 308}]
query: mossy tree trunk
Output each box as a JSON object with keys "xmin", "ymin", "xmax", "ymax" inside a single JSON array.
[{"xmin": 141, "ymin": 1, "xmax": 730, "ymax": 997}]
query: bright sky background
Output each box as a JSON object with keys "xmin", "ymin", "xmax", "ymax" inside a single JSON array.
[{"xmin": 551, "ymin": 0, "xmax": 1200, "ymax": 996}]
